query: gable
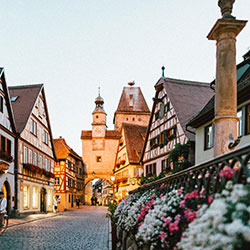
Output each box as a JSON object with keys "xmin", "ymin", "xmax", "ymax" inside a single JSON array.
[{"xmin": 0, "ymin": 69, "xmax": 16, "ymax": 134}]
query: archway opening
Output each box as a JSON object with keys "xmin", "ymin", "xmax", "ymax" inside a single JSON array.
[{"xmin": 85, "ymin": 178, "xmax": 113, "ymax": 206}]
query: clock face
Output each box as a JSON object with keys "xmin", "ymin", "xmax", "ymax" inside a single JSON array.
[{"xmin": 93, "ymin": 126, "xmax": 104, "ymax": 137}]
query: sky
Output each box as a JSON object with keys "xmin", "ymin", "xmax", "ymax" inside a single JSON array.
[{"xmin": 0, "ymin": 0, "xmax": 249, "ymax": 155}]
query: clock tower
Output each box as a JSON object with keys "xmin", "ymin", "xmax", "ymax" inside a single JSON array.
[{"xmin": 92, "ymin": 89, "xmax": 107, "ymax": 139}]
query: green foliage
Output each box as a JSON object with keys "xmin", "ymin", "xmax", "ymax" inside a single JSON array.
[
  {"xmin": 140, "ymin": 172, "xmax": 165, "ymax": 185},
  {"xmin": 168, "ymin": 143, "xmax": 192, "ymax": 174},
  {"xmin": 106, "ymin": 201, "xmax": 118, "ymax": 226}
]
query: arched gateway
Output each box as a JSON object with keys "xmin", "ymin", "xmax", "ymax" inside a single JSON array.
[{"xmin": 81, "ymin": 84, "xmax": 151, "ymax": 203}]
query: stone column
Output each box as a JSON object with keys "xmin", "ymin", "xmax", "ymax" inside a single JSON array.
[{"xmin": 207, "ymin": 2, "xmax": 247, "ymax": 157}]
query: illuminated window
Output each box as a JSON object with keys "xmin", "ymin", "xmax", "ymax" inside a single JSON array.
[
  {"xmin": 23, "ymin": 185, "xmax": 29, "ymax": 208},
  {"xmin": 205, "ymin": 124, "xmax": 213, "ymax": 150},
  {"xmin": 32, "ymin": 187, "xmax": 38, "ymax": 208},
  {"xmin": 47, "ymin": 189, "xmax": 52, "ymax": 206},
  {"xmin": 96, "ymin": 156, "xmax": 102, "ymax": 162}
]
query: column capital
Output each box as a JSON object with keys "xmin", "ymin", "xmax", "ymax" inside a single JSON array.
[{"xmin": 207, "ymin": 18, "xmax": 247, "ymax": 41}]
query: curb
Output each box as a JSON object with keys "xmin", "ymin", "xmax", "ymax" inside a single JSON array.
[{"xmin": 8, "ymin": 214, "xmax": 61, "ymax": 228}]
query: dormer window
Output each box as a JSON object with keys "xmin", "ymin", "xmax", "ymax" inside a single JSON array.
[
  {"xmin": 10, "ymin": 96, "xmax": 18, "ymax": 102},
  {"xmin": 129, "ymin": 94, "xmax": 135, "ymax": 107}
]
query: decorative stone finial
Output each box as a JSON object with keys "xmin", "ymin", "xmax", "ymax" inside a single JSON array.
[
  {"xmin": 218, "ymin": 0, "xmax": 236, "ymax": 19},
  {"xmin": 161, "ymin": 66, "xmax": 165, "ymax": 78},
  {"xmin": 128, "ymin": 81, "xmax": 135, "ymax": 86}
]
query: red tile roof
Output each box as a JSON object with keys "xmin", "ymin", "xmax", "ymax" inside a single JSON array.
[
  {"xmin": 123, "ymin": 123, "xmax": 147, "ymax": 164},
  {"xmin": 54, "ymin": 137, "xmax": 82, "ymax": 161}
]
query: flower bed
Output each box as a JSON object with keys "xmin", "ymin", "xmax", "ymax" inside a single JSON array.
[{"xmin": 113, "ymin": 167, "xmax": 250, "ymax": 249}]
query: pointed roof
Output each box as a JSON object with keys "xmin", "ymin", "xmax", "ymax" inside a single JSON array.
[
  {"xmin": 114, "ymin": 86, "xmax": 150, "ymax": 117},
  {"xmin": 123, "ymin": 123, "xmax": 147, "ymax": 164},
  {"xmin": 156, "ymin": 77, "xmax": 214, "ymax": 140},
  {"xmin": 0, "ymin": 68, "xmax": 16, "ymax": 135},
  {"xmin": 9, "ymin": 84, "xmax": 57, "ymax": 161},
  {"xmin": 188, "ymin": 57, "xmax": 250, "ymax": 128},
  {"xmin": 54, "ymin": 137, "xmax": 83, "ymax": 162},
  {"xmin": 8, "ymin": 84, "xmax": 43, "ymax": 133}
]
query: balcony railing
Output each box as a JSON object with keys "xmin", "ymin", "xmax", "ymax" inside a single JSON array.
[{"xmin": 131, "ymin": 143, "xmax": 250, "ymax": 196}]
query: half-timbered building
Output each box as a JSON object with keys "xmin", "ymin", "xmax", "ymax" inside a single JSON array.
[
  {"xmin": 141, "ymin": 76, "xmax": 213, "ymax": 176},
  {"xmin": 113, "ymin": 123, "xmax": 147, "ymax": 201},
  {"xmin": 0, "ymin": 68, "xmax": 17, "ymax": 215},
  {"xmin": 54, "ymin": 137, "xmax": 86, "ymax": 211},
  {"xmin": 9, "ymin": 84, "xmax": 56, "ymax": 214}
]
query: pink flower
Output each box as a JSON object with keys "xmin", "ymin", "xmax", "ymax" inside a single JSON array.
[
  {"xmin": 219, "ymin": 166, "xmax": 235, "ymax": 179},
  {"xmin": 163, "ymin": 216, "xmax": 172, "ymax": 227},
  {"xmin": 177, "ymin": 187, "xmax": 184, "ymax": 196},
  {"xmin": 208, "ymin": 194, "xmax": 214, "ymax": 204},
  {"xmin": 159, "ymin": 231, "xmax": 167, "ymax": 241},
  {"xmin": 179, "ymin": 200, "xmax": 186, "ymax": 208},
  {"xmin": 174, "ymin": 214, "xmax": 181, "ymax": 223},
  {"xmin": 160, "ymin": 183, "xmax": 165, "ymax": 189},
  {"xmin": 169, "ymin": 223, "xmax": 179, "ymax": 232},
  {"xmin": 184, "ymin": 209, "xmax": 197, "ymax": 222}
]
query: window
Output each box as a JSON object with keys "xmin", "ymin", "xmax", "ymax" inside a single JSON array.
[
  {"xmin": 45, "ymin": 158, "xmax": 48, "ymax": 171},
  {"xmin": 10, "ymin": 96, "xmax": 18, "ymax": 102},
  {"xmin": 166, "ymin": 158, "xmax": 171, "ymax": 173},
  {"xmin": 48, "ymin": 160, "xmax": 51, "ymax": 172},
  {"xmin": 68, "ymin": 179, "xmax": 71, "ymax": 187},
  {"xmin": 34, "ymin": 152, "xmax": 38, "ymax": 166},
  {"xmin": 40, "ymin": 155, "xmax": 43, "ymax": 168},
  {"xmin": 29, "ymin": 149, "xmax": 33, "ymax": 164},
  {"xmin": 0, "ymin": 95, "xmax": 3, "ymax": 112},
  {"xmin": 247, "ymin": 104, "xmax": 250, "ymax": 134},
  {"xmin": 168, "ymin": 126, "xmax": 177, "ymax": 140},
  {"xmin": 32, "ymin": 187, "xmax": 38, "ymax": 208},
  {"xmin": 69, "ymin": 193, "xmax": 71, "ymax": 202},
  {"xmin": 1, "ymin": 136, "xmax": 6, "ymax": 152},
  {"xmin": 152, "ymin": 163, "xmax": 156, "ymax": 175},
  {"xmin": 30, "ymin": 119, "xmax": 37, "ymax": 136},
  {"xmin": 205, "ymin": 124, "xmax": 213, "ymax": 150},
  {"xmin": 96, "ymin": 156, "xmax": 102, "ymax": 162},
  {"xmin": 7, "ymin": 139, "xmax": 11, "ymax": 155},
  {"xmin": 43, "ymin": 130, "xmax": 48, "ymax": 145},
  {"xmin": 129, "ymin": 94, "xmax": 135, "ymax": 107},
  {"xmin": 161, "ymin": 160, "xmax": 166, "ymax": 172},
  {"xmin": 237, "ymin": 109, "xmax": 243, "ymax": 136},
  {"xmin": 159, "ymin": 103, "xmax": 164, "ymax": 118},
  {"xmin": 24, "ymin": 146, "xmax": 28, "ymax": 163},
  {"xmin": 0, "ymin": 136, "xmax": 11, "ymax": 155},
  {"xmin": 165, "ymin": 102, "xmax": 170, "ymax": 112},
  {"xmin": 55, "ymin": 178, "xmax": 59, "ymax": 185},
  {"xmin": 23, "ymin": 185, "xmax": 29, "ymax": 208},
  {"xmin": 155, "ymin": 111, "xmax": 159, "ymax": 120}
]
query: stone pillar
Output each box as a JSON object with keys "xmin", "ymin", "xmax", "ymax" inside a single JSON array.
[{"xmin": 207, "ymin": 2, "xmax": 247, "ymax": 157}]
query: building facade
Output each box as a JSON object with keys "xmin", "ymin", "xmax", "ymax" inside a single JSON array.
[
  {"xmin": 113, "ymin": 123, "xmax": 147, "ymax": 201},
  {"xmin": 141, "ymin": 77, "xmax": 213, "ymax": 176},
  {"xmin": 188, "ymin": 51, "xmax": 250, "ymax": 164},
  {"xmin": 9, "ymin": 84, "xmax": 56, "ymax": 214},
  {"xmin": 0, "ymin": 68, "xmax": 17, "ymax": 215},
  {"xmin": 54, "ymin": 137, "xmax": 86, "ymax": 211}
]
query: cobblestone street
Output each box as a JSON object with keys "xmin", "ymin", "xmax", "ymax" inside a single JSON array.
[{"xmin": 0, "ymin": 206, "xmax": 110, "ymax": 250}]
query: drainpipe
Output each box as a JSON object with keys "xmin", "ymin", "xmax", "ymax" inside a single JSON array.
[
  {"xmin": 207, "ymin": 0, "xmax": 247, "ymax": 157},
  {"xmin": 14, "ymin": 134, "xmax": 19, "ymax": 215}
]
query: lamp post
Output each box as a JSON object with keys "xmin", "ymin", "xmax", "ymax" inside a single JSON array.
[{"xmin": 110, "ymin": 176, "xmax": 116, "ymax": 201}]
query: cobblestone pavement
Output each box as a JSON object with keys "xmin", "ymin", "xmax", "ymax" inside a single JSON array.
[{"xmin": 0, "ymin": 206, "xmax": 110, "ymax": 250}]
